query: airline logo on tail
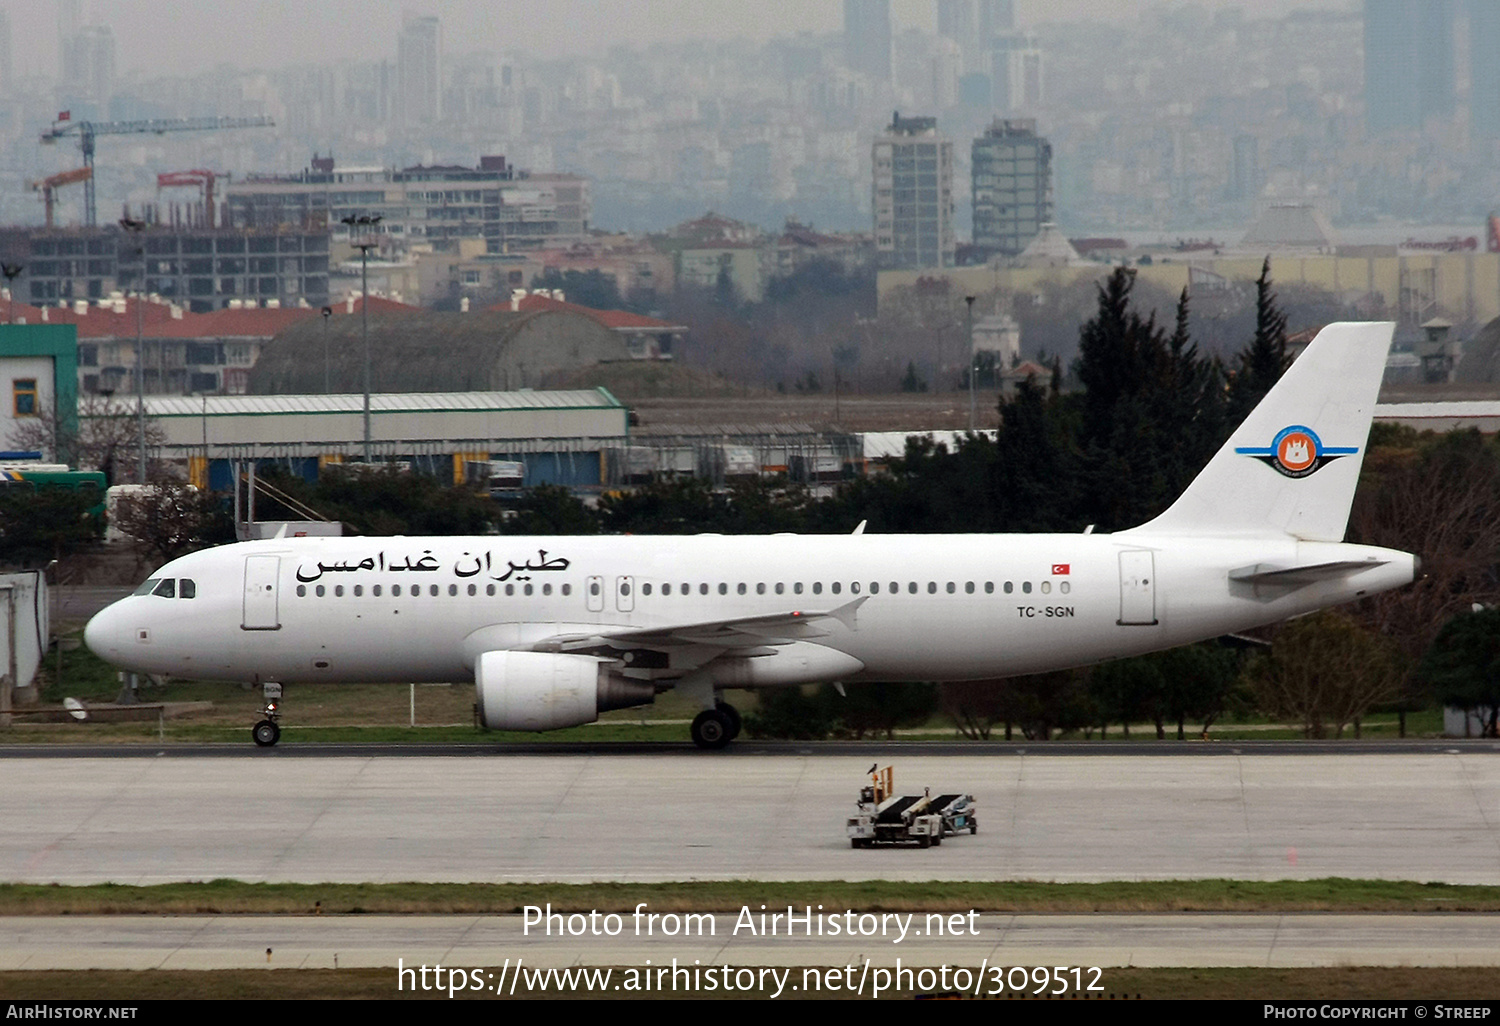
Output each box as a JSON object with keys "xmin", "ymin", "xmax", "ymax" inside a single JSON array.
[{"xmin": 1235, "ymin": 425, "xmax": 1359, "ymax": 479}]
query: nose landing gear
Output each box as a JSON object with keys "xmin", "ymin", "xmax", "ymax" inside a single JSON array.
[{"xmin": 252, "ymin": 682, "xmax": 282, "ymax": 747}]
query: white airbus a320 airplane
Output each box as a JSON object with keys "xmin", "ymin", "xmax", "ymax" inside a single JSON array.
[{"xmin": 85, "ymin": 322, "xmax": 1415, "ymax": 749}]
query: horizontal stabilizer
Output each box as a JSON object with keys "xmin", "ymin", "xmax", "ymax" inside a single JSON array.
[{"xmin": 1229, "ymin": 559, "xmax": 1389, "ymax": 587}]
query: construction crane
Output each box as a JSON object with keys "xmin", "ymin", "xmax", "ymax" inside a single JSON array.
[
  {"xmin": 27, "ymin": 167, "xmax": 92, "ymax": 228},
  {"xmin": 39, "ymin": 115, "xmax": 275, "ymax": 227},
  {"xmin": 157, "ymin": 169, "xmax": 221, "ymax": 229}
]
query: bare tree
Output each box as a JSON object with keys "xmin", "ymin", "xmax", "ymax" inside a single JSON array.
[
  {"xmin": 111, "ymin": 482, "xmax": 234, "ymax": 565},
  {"xmin": 1250, "ymin": 610, "xmax": 1403, "ymax": 739},
  {"xmin": 7, "ymin": 393, "xmax": 169, "ymax": 482}
]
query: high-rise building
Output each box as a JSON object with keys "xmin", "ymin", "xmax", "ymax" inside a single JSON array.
[
  {"xmin": 0, "ymin": 8, "xmax": 11, "ymax": 93},
  {"xmin": 59, "ymin": 23, "xmax": 115, "ymax": 111},
  {"xmin": 1363, "ymin": 0, "xmax": 1456, "ymax": 134},
  {"xmin": 936, "ymin": 0, "xmax": 975, "ymax": 44},
  {"xmin": 975, "ymin": 0, "xmax": 1015, "ymax": 40},
  {"xmin": 1471, "ymin": 1, "xmax": 1500, "ymax": 141},
  {"xmin": 398, "ymin": 14, "xmax": 442, "ymax": 125},
  {"xmin": 990, "ymin": 33, "xmax": 1043, "ymax": 112},
  {"xmin": 971, "ymin": 118, "xmax": 1051, "ymax": 260},
  {"xmin": 844, "ymin": 0, "xmax": 893, "ymax": 85},
  {"xmin": 1229, "ymin": 134, "xmax": 1260, "ymax": 201},
  {"xmin": 873, "ymin": 112, "xmax": 954, "ymax": 270}
]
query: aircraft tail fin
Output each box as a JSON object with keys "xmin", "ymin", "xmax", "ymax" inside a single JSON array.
[{"xmin": 1126, "ymin": 321, "xmax": 1393, "ymax": 542}]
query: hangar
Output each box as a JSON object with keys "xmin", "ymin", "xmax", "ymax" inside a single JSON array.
[{"xmin": 105, "ymin": 387, "xmax": 629, "ymax": 491}]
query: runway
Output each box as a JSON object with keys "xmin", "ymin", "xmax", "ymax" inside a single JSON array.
[
  {"xmin": 5, "ymin": 913, "xmax": 1500, "ymax": 971},
  {"xmin": 3, "ymin": 751, "xmax": 1499, "ymax": 884}
]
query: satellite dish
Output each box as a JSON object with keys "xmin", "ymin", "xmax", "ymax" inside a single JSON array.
[{"xmin": 63, "ymin": 697, "xmax": 87, "ymax": 722}]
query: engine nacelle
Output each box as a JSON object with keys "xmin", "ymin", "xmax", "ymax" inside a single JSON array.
[{"xmin": 474, "ymin": 650, "xmax": 654, "ymax": 731}]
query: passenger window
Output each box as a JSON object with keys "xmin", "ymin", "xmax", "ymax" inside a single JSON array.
[
  {"xmin": 851, "ymin": 582, "xmax": 860, "ymax": 594},
  {"xmin": 590, "ymin": 581, "xmax": 601, "ymax": 596},
  {"xmin": 334, "ymin": 585, "xmax": 344, "ymax": 597},
  {"xmin": 965, "ymin": 582, "xmax": 974, "ymax": 594},
  {"xmin": 316, "ymin": 585, "xmax": 325, "ymax": 597},
  {"xmin": 700, "ymin": 583, "xmax": 709, "ymax": 595},
  {"xmin": 946, "ymin": 582, "xmax": 956, "ymax": 594},
  {"xmin": 506, "ymin": 584, "xmax": 515, "ymax": 596},
  {"xmin": 562, "ymin": 584, "xmax": 572, "ymax": 596},
  {"xmin": 1004, "ymin": 582, "xmax": 1013, "ymax": 594},
  {"xmin": 737, "ymin": 583, "xmax": 746, "ymax": 595},
  {"xmin": 1022, "ymin": 582, "xmax": 1032, "ymax": 594},
  {"xmin": 373, "ymin": 585, "xmax": 382, "ymax": 597},
  {"xmin": 663, "ymin": 584, "xmax": 672, "ymax": 596},
  {"xmin": 393, "ymin": 585, "xmax": 402, "ymax": 597},
  {"xmin": 985, "ymin": 582, "xmax": 994, "ymax": 594},
  {"xmin": 486, "ymin": 584, "xmax": 495, "ymax": 596},
  {"xmin": 180, "ymin": 579, "xmax": 196, "ymax": 599},
  {"xmin": 927, "ymin": 582, "xmax": 936, "ymax": 594},
  {"xmin": 775, "ymin": 583, "xmax": 784, "ymax": 595},
  {"xmin": 355, "ymin": 585, "xmax": 364, "ymax": 597},
  {"xmin": 1041, "ymin": 581, "xmax": 1051, "ymax": 594},
  {"xmin": 831, "ymin": 582, "xmax": 842, "ymax": 595},
  {"xmin": 889, "ymin": 581, "xmax": 898, "ymax": 594},
  {"xmin": 718, "ymin": 583, "xmax": 727, "ymax": 595},
  {"xmin": 449, "ymin": 584, "xmax": 458, "ymax": 596},
  {"xmin": 1060, "ymin": 581, "xmax": 1071, "ymax": 594},
  {"xmin": 643, "ymin": 583, "xmax": 652, "ymax": 596},
  {"xmin": 869, "ymin": 582, "xmax": 878, "ymax": 594},
  {"xmin": 543, "ymin": 583, "xmax": 553, "ymax": 596},
  {"xmin": 794, "ymin": 582, "xmax": 804, "ymax": 595},
  {"xmin": 152, "ymin": 579, "xmax": 176, "ymax": 599},
  {"xmin": 756, "ymin": 583, "xmax": 766, "ymax": 595},
  {"xmin": 467, "ymin": 584, "xmax": 476, "ymax": 596},
  {"xmin": 812, "ymin": 582, "xmax": 822, "ymax": 595},
  {"xmin": 524, "ymin": 584, "xmax": 534, "ymax": 596},
  {"xmin": 296, "ymin": 585, "xmax": 306, "ymax": 597},
  {"xmin": 429, "ymin": 585, "xmax": 438, "ymax": 597},
  {"xmin": 908, "ymin": 582, "xmax": 917, "ymax": 594}
]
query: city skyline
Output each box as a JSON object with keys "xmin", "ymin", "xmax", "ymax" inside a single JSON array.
[{"xmin": 4, "ymin": 0, "xmax": 1356, "ymax": 78}]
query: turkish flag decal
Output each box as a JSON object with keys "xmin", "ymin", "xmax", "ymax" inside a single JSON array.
[{"xmin": 1051, "ymin": 564, "xmax": 1070, "ymax": 575}]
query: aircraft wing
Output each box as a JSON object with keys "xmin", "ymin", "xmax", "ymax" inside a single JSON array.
[{"xmin": 534, "ymin": 596, "xmax": 870, "ymax": 652}]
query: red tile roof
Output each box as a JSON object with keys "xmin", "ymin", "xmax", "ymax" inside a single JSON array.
[{"xmin": 1, "ymin": 294, "xmax": 419, "ymax": 339}]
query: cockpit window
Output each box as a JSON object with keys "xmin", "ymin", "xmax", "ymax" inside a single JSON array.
[
  {"xmin": 152, "ymin": 579, "xmax": 176, "ymax": 599},
  {"xmin": 133, "ymin": 578, "xmax": 161, "ymax": 596},
  {"xmin": 179, "ymin": 579, "xmax": 196, "ymax": 599}
]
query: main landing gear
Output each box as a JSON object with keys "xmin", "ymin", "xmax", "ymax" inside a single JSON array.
[
  {"xmin": 690, "ymin": 700, "xmax": 742, "ymax": 750},
  {"xmin": 252, "ymin": 681, "xmax": 282, "ymax": 747}
]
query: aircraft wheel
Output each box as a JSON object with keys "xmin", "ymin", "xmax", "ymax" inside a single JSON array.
[
  {"xmin": 850, "ymin": 838, "xmax": 860, "ymax": 849},
  {"xmin": 252, "ymin": 719, "xmax": 281, "ymax": 747},
  {"xmin": 716, "ymin": 700, "xmax": 742, "ymax": 740},
  {"xmin": 690, "ymin": 709, "xmax": 733, "ymax": 750},
  {"xmin": 918, "ymin": 835, "xmax": 931, "ymax": 849}
]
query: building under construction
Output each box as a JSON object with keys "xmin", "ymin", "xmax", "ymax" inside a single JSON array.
[{"xmin": 0, "ymin": 223, "xmax": 330, "ymax": 313}]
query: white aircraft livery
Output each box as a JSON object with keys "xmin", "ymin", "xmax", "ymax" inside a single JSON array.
[{"xmin": 85, "ymin": 322, "xmax": 1415, "ymax": 749}]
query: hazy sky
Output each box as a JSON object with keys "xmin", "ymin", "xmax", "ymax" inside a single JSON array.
[{"xmin": 8, "ymin": 0, "xmax": 1357, "ymax": 78}]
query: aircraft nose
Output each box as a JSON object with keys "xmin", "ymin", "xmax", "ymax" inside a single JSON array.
[{"xmin": 83, "ymin": 602, "xmax": 124, "ymax": 660}]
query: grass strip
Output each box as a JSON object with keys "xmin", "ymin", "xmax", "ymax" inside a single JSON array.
[{"xmin": 5, "ymin": 878, "xmax": 1500, "ymax": 915}]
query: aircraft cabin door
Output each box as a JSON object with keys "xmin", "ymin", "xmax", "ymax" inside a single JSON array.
[
  {"xmin": 1117, "ymin": 550, "xmax": 1158, "ymax": 626},
  {"xmin": 242, "ymin": 555, "xmax": 281, "ymax": 631},
  {"xmin": 585, "ymin": 576, "xmax": 605, "ymax": 613},
  {"xmin": 615, "ymin": 576, "xmax": 635, "ymax": 612}
]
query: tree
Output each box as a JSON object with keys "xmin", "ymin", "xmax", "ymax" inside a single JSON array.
[
  {"xmin": 7, "ymin": 393, "xmax": 168, "ymax": 483},
  {"xmin": 110, "ymin": 483, "xmax": 236, "ymax": 564},
  {"xmin": 1417, "ymin": 608, "xmax": 1500, "ymax": 738},
  {"xmin": 0, "ymin": 487, "xmax": 103, "ymax": 568},
  {"xmin": 1249, "ymin": 610, "xmax": 1403, "ymax": 739},
  {"xmin": 1348, "ymin": 430, "xmax": 1500, "ymax": 731},
  {"xmin": 825, "ymin": 681, "xmax": 937, "ymax": 739},
  {"xmin": 1230, "ymin": 258, "xmax": 1290, "ymax": 420}
]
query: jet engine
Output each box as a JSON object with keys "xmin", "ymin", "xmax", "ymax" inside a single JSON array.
[{"xmin": 474, "ymin": 650, "xmax": 654, "ymax": 731}]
